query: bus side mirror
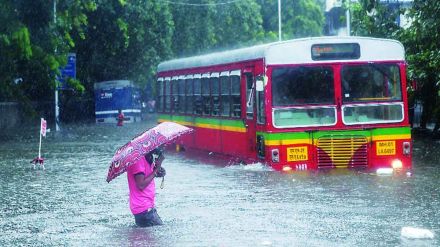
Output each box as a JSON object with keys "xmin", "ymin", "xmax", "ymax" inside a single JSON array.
[{"xmin": 256, "ymin": 79, "xmax": 264, "ymax": 92}]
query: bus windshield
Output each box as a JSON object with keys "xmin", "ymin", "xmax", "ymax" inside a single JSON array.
[
  {"xmin": 272, "ymin": 66, "xmax": 334, "ymax": 106},
  {"xmin": 342, "ymin": 64, "xmax": 402, "ymax": 102},
  {"xmin": 341, "ymin": 64, "xmax": 403, "ymax": 125},
  {"xmin": 271, "ymin": 66, "xmax": 336, "ymax": 128}
]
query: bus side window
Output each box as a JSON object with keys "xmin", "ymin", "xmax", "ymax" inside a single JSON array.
[
  {"xmin": 231, "ymin": 74, "xmax": 241, "ymax": 118},
  {"xmin": 185, "ymin": 77, "xmax": 193, "ymax": 114},
  {"xmin": 211, "ymin": 75, "xmax": 220, "ymax": 116},
  {"xmin": 171, "ymin": 78, "xmax": 179, "ymax": 112},
  {"xmin": 157, "ymin": 79, "xmax": 164, "ymax": 112},
  {"xmin": 245, "ymin": 73, "xmax": 254, "ymax": 119},
  {"xmin": 256, "ymin": 76, "xmax": 266, "ymax": 124},
  {"xmin": 193, "ymin": 76, "xmax": 202, "ymax": 115},
  {"xmin": 178, "ymin": 77, "xmax": 185, "ymax": 113},
  {"xmin": 202, "ymin": 75, "xmax": 211, "ymax": 115},
  {"xmin": 220, "ymin": 75, "xmax": 230, "ymax": 117},
  {"xmin": 164, "ymin": 78, "xmax": 171, "ymax": 112}
]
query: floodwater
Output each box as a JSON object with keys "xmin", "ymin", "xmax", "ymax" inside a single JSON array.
[{"xmin": 0, "ymin": 119, "xmax": 439, "ymax": 246}]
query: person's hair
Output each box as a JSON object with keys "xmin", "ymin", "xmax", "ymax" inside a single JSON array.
[{"xmin": 145, "ymin": 148, "xmax": 163, "ymax": 164}]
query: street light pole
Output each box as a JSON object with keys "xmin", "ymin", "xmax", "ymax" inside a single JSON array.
[
  {"xmin": 278, "ymin": 0, "xmax": 282, "ymax": 41},
  {"xmin": 54, "ymin": 0, "xmax": 60, "ymax": 131},
  {"xmin": 346, "ymin": 0, "xmax": 351, "ymax": 36}
]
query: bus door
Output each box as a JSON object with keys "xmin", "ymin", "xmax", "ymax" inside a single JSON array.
[{"xmin": 243, "ymin": 70, "xmax": 257, "ymax": 158}]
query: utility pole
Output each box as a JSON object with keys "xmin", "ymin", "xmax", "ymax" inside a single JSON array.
[
  {"xmin": 54, "ymin": 0, "xmax": 60, "ymax": 131},
  {"xmin": 278, "ymin": 0, "xmax": 282, "ymax": 41},
  {"xmin": 346, "ymin": 0, "xmax": 351, "ymax": 36}
]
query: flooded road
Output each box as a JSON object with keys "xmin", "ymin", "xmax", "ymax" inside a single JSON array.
[{"xmin": 0, "ymin": 119, "xmax": 439, "ymax": 246}]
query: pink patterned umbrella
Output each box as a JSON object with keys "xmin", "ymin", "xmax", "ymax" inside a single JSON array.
[{"xmin": 106, "ymin": 122, "xmax": 193, "ymax": 183}]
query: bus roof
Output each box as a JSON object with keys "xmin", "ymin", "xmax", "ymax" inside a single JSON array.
[
  {"xmin": 157, "ymin": 36, "xmax": 405, "ymax": 72},
  {"xmin": 94, "ymin": 80, "xmax": 135, "ymax": 90}
]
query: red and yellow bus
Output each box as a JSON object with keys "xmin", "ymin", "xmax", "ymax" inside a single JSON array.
[{"xmin": 156, "ymin": 37, "xmax": 412, "ymax": 173}]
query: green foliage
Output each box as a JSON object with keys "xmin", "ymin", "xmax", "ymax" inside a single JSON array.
[
  {"xmin": 74, "ymin": 0, "xmax": 173, "ymax": 87},
  {"xmin": 0, "ymin": 0, "xmax": 92, "ymax": 105},
  {"xmin": 67, "ymin": 78, "xmax": 85, "ymax": 92},
  {"xmin": 349, "ymin": 0, "xmax": 401, "ymax": 38},
  {"xmin": 399, "ymin": 0, "xmax": 440, "ymax": 129},
  {"xmin": 11, "ymin": 27, "xmax": 33, "ymax": 59},
  {"xmin": 0, "ymin": 0, "xmax": 327, "ymax": 122},
  {"xmin": 351, "ymin": 0, "xmax": 440, "ymax": 130},
  {"xmin": 261, "ymin": 0, "xmax": 324, "ymax": 40},
  {"xmin": 169, "ymin": 0, "xmax": 264, "ymax": 57}
]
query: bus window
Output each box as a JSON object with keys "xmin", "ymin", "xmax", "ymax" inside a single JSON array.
[
  {"xmin": 185, "ymin": 76, "xmax": 193, "ymax": 114},
  {"xmin": 220, "ymin": 74, "xmax": 230, "ymax": 117},
  {"xmin": 272, "ymin": 67, "xmax": 336, "ymax": 127},
  {"xmin": 164, "ymin": 78, "xmax": 171, "ymax": 112},
  {"xmin": 256, "ymin": 76, "xmax": 266, "ymax": 124},
  {"xmin": 157, "ymin": 79, "xmax": 164, "ymax": 112},
  {"xmin": 211, "ymin": 73, "xmax": 220, "ymax": 116},
  {"xmin": 341, "ymin": 64, "xmax": 402, "ymax": 103},
  {"xmin": 178, "ymin": 76, "xmax": 185, "ymax": 113},
  {"xmin": 202, "ymin": 74, "xmax": 211, "ymax": 115},
  {"xmin": 194, "ymin": 76, "xmax": 202, "ymax": 115},
  {"xmin": 342, "ymin": 103, "xmax": 404, "ymax": 125},
  {"xmin": 272, "ymin": 66, "xmax": 334, "ymax": 106},
  {"xmin": 245, "ymin": 73, "xmax": 254, "ymax": 119},
  {"xmin": 231, "ymin": 74, "xmax": 241, "ymax": 118},
  {"xmin": 171, "ymin": 77, "xmax": 179, "ymax": 112}
]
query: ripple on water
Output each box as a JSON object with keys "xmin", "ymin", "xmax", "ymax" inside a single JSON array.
[{"xmin": 1, "ymin": 121, "xmax": 440, "ymax": 246}]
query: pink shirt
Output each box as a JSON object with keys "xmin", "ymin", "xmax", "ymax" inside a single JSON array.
[{"xmin": 127, "ymin": 156, "xmax": 155, "ymax": 214}]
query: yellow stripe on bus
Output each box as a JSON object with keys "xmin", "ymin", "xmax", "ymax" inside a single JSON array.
[
  {"xmin": 195, "ymin": 123, "xmax": 246, "ymax": 132},
  {"xmin": 372, "ymin": 134, "xmax": 411, "ymax": 141},
  {"xmin": 158, "ymin": 119, "xmax": 246, "ymax": 133},
  {"xmin": 265, "ymin": 139, "xmax": 311, "ymax": 146},
  {"xmin": 221, "ymin": 126, "xmax": 246, "ymax": 132},
  {"xmin": 265, "ymin": 134, "xmax": 410, "ymax": 146},
  {"xmin": 158, "ymin": 119, "xmax": 193, "ymax": 126}
]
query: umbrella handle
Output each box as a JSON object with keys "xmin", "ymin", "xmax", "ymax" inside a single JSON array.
[{"xmin": 160, "ymin": 176, "xmax": 165, "ymax": 189}]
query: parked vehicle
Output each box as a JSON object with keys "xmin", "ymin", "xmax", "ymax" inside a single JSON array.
[{"xmin": 94, "ymin": 80, "xmax": 141, "ymax": 124}]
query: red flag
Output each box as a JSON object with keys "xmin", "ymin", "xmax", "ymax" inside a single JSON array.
[{"xmin": 40, "ymin": 118, "xmax": 47, "ymax": 137}]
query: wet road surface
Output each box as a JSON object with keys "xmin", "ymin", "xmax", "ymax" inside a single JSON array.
[{"xmin": 0, "ymin": 120, "xmax": 439, "ymax": 246}]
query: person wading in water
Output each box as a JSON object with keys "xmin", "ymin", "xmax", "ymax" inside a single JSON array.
[{"xmin": 126, "ymin": 148, "xmax": 166, "ymax": 227}]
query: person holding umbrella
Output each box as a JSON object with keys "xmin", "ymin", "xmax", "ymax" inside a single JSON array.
[
  {"xmin": 127, "ymin": 148, "xmax": 166, "ymax": 227},
  {"xmin": 106, "ymin": 122, "xmax": 193, "ymax": 226}
]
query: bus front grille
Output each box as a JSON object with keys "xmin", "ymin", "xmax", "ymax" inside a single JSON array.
[{"xmin": 316, "ymin": 135, "xmax": 368, "ymax": 168}]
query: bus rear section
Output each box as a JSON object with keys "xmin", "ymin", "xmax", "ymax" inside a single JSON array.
[{"xmin": 94, "ymin": 80, "xmax": 142, "ymax": 124}]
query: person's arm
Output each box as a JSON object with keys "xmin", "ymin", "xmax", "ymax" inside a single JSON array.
[{"xmin": 134, "ymin": 155, "xmax": 164, "ymax": 190}]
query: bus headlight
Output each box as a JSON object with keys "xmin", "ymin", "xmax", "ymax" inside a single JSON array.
[
  {"xmin": 271, "ymin": 149, "xmax": 280, "ymax": 163},
  {"xmin": 282, "ymin": 166, "xmax": 292, "ymax": 172},
  {"xmin": 392, "ymin": 159, "xmax": 403, "ymax": 169},
  {"xmin": 403, "ymin": 141, "xmax": 411, "ymax": 155}
]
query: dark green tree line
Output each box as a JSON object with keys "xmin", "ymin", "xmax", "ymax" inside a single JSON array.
[
  {"xmin": 261, "ymin": 0, "xmax": 324, "ymax": 40},
  {"xmin": 0, "ymin": 0, "xmax": 95, "ymax": 115},
  {"xmin": 350, "ymin": 0, "xmax": 440, "ymax": 133},
  {"xmin": 0, "ymin": 0, "xmax": 324, "ymax": 122}
]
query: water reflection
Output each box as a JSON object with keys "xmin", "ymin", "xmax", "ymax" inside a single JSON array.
[{"xmin": 0, "ymin": 122, "xmax": 438, "ymax": 246}]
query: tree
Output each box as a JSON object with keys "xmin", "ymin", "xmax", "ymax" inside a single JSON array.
[
  {"xmin": 261, "ymin": 0, "xmax": 324, "ymax": 41},
  {"xmin": 169, "ymin": 0, "xmax": 264, "ymax": 57},
  {"xmin": 0, "ymin": 0, "xmax": 95, "ymax": 116},
  {"xmin": 400, "ymin": 0, "xmax": 440, "ymax": 131},
  {"xmin": 349, "ymin": 0, "xmax": 401, "ymax": 38},
  {"xmin": 75, "ymin": 0, "xmax": 173, "ymax": 87}
]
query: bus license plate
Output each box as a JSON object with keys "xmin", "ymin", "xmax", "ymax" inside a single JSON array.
[
  {"xmin": 287, "ymin": 146, "xmax": 308, "ymax": 161},
  {"xmin": 376, "ymin": 141, "xmax": 396, "ymax": 155}
]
